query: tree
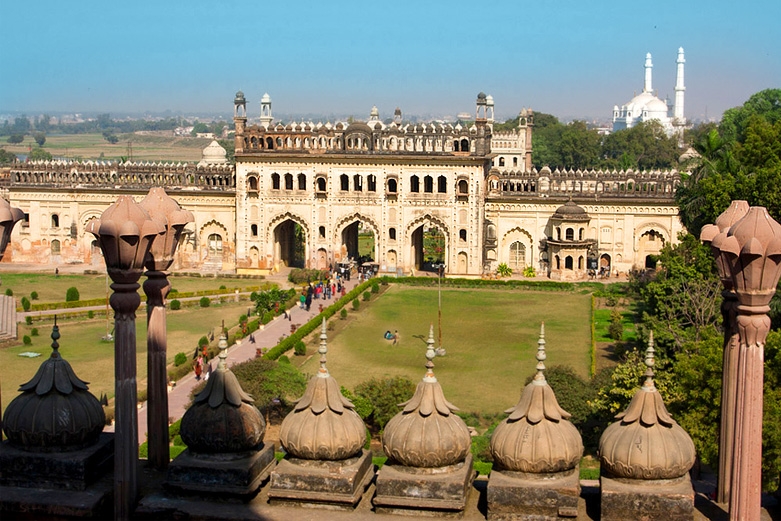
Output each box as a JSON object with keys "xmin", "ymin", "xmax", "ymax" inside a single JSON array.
[
  {"xmin": 65, "ymin": 287, "xmax": 80, "ymax": 302},
  {"xmin": 28, "ymin": 147, "xmax": 52, "ymax": 161},
  {"xmin": 0, "ymin": 149, "xmax": 17, "ymax": 165},
  {"xmin": 102, "ymin": 131, "xmax": 119, "ymax": 144},
  {"xmin": 608, "ymin": 309, "xmax": 624, "ymax": 341},
  {"xmin": 720, "ymin": 88, "xmax": 781, "ymax": 144},
  {"xmin": 557, "ymin": 120, "xmax": 601, "ymax": 169},
  {"xmin": 191, "ymin": 122, "xmax": 209, "ymax": 136},
  {"xmin": 230, "ymin": 357, "xmax": 307, "ymax": 420},
  {"xmin": 32, "ymin": 132, "xmax": 46, "ymax": 146},
  {"xmin": 7, "ymin": 134, "xmax": 24, "ymax": 144},
  {"xmin": 352, "ymin": 377, "xmax": 416, "ymax": 433}
]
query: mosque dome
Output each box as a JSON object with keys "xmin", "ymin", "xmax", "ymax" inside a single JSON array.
[
  {"xmin": 599, "ymin": 333, "xmax": 696, "ymax": 479},
  {"xmin": 180, "ymin": 333, "xmax": 266, "ymax": 453},
  {"xmin": 490, "ymin": 324, "xmax": 583, "ymax": 472},
  {"xmin": 198, "ymin": 140, "xmax": 228, "ymax": 167},
  {"xmin": 3, "ymin": 322, "xmax": 105, "ymax": 451},
  {"xmin": 279, "ymin": 319, "xmax": 366, "ymax": 460},
  {"xmin": 382, "ymin": 326, "xmax": 471, "ymax": 468}
]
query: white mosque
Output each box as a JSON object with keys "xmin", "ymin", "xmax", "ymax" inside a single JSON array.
[{"xmin": 612, "ymin": 48, "xmax": 686, "ymax": 139}]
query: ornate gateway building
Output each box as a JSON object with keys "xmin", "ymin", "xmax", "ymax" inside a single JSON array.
[{"xmin": 5, "ymin": 92, "xmax": 684, "ymax": 278}]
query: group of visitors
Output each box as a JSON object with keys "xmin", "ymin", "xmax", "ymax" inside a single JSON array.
[
  {"xmin": 193, "ymin": 345, "xmax": 211, "ymax": 381},
  {"xmin": 298, "ymin": 269, "xmax": 351, "ymax": 312}
]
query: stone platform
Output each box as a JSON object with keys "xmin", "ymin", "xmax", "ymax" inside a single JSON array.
[
  {"xmin": 268, "ymin": 449, "xmax": 374, "ymax": 508},
  {"xmin": 373, "ymin": 454, "xmax": 475, "ymax": 516},
  {"xmin": 600, "ymin": 474, "xmax": 694, "ymax": 521},
  {"xmin": 487, "ymin": 467, "xmax": 580, "ymax": 520},
  {"xmin": 165, "ymin": 442, "xmax": 276, "ymax": 498}
]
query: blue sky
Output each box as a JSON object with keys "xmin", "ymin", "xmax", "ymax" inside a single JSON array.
[{"xmin": 1, "ymin": 0, "xmax": 779, "ymax": 122}]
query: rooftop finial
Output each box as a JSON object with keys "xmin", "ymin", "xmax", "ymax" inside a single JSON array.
[
  {"xmin": 217, "ymin": 329, "xmax": 228, "ymax": 371},
  {"xmin": 48, "ymin": 314, "xmax": 61, "ymax": 359},
  {"xmin": 318, "ymin": 317, "xmax": 329, "ymax": 377},
  {"xmin": 534, "ymin": 322, "xmax": 547, "ymax": 383},
  {"xmin": 424, "ymin": 324, "xmax": 437, "ymax": 382},
  {"xmin": 643, "ymin": 331, "xmax": 656, "ymax": 391}
]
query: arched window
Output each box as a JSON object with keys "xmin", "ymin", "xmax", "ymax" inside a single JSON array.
[
  {"xmin": 457, "ymin": 179, "xmax": 468, "ymax": 194},
  {"xmin": 353, "ymin": 174, "xmax": 363, "ymax": 191},
  {"xmin": 51, "ymin": 239, "xmax": 61, "ymax": 254},
  {"xmin": 513, "ymin": 157, "xmax": 518, "ymax": 167},
  {"xmin": 410, "ymin": 175, "xmax": 420, "ymax": 193},
  {"xmin": 51, "ymin": 214, "xmax": 59, "ymax": 228},
  {"xmin": 340, "ymin": 174, "xmax": 349, "ymax": 191},
  {"xmin": 424, "ymin": 176, "xmax": 433, "ymax": 193},
  {"xmin": 565, "ymin": 256, "xmax": 573, "ymax": 270},
  {"xmin": 459, "ymin": 229, "xmax": 467, "ymax": 242},
  {"xmin": 248, "ymin": 177, "xmax": 258, "ymax": 191},
  {"xmin": 556, "ymin": 228, "xmax": 561, "ymax": 241},
  {"xmin": 368, "ymin": 175, "xmax": 377, "ymax": 192},
  {"xmin": 578, "ymin": 256, "xmax": 584, "ymax": 269},
  {"xmin": 266, "ymin": 137, "xmax": 274, "ymax": 149},
  {"xmin": 208, "ymin": 234, "xmax": 222, "ymax": 255},
  {"xmin": 460, "ymin": 138, "xmax": 469, "ymax": 152},
  {"xmin": 389, "ymin": 228, "xmax": 396, "ymax": 240},
  {"xmin": 298, "ymin": 173, "xmax": 306, "ymax": 190},
  {"xmin": 250, "ymin": 224, "xmax": 258, "ymax": 237},
  {"xmin": 271, "ymin": 173, "xmax": 280, "ymax": 190},
  {"xmin": 509, "ymin": 241, "xmax": 525, "ymax": 269},
  {"xmin": 438, "ymin": 175, "xmax": 447, "ymax": 193},
  {"xmin": 387, "ymin": 178, "xmax": 398, "ymax": 193},
  {"xmin": 555, "ymin": 255, "xmax": 561, "ymax": 270},
  {"xmin": 317, "ymin": 177, "xmax": 327, "ymax": 192},
  {"xmin": 579, "ymin": 228, "xmax": 584, "ymax": 240},
  {"xmin": 565, "ymin": 228, "xmax": 574, "ymax": 241},
  {"xmin": 319, "ymin": 226, "xmax": 326, "ymax": 239},
  {"xmin": 284, "ymin": 173, "xmax": 294, "ymax": 190},
  {"xmin": 499, "ymin": 157, "xmax": 505, "ymax": 167}
]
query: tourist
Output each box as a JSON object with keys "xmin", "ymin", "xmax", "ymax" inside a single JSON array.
[
  {"xmin": 194, "ymin": 355, "xmax": 203, "ymax": 380},
  {"xmin": 393, "ymin": 330, "xmax": 399, "ymax": 345}
]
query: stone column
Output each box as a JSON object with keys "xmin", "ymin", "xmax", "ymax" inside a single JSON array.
[
  {"xmin": 139, "ymin": 188, "xmax": 193, "ymax": 471},
  {"xmin": 88, "ymin": 196, "xmax": 162, "ymax": 520},
  {"xmin": 712, "ymin": 206, "xmax": 781, "ymax": 520},
  {"xmin": 700, "ymin": 200, "xmax": 748, "ymax": 504}
]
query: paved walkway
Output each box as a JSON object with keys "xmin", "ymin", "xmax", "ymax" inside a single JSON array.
[{"xmin": 133, "ymin": 276, "xmax": 361, "ymax": 443}]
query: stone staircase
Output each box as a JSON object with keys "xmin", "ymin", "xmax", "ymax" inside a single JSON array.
[{"xmin": 0, "ymin": 294, "xmax": 17, "ymax": 341}]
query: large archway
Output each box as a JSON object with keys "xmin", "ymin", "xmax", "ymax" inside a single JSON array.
[
  {"xmin": 273, "ymin": 219, "xmax": 306, "ymax": 268},
  {"xmin": 409, "ymin": 218, "xmax": 447, "ymax": 272},
  {"xmin": 335, "ymin": 214, "xmax": 379, "ymax": 267}
]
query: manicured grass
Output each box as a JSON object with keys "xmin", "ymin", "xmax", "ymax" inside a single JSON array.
[
  {"xmin": 1, "ymin": 300, "xmax": 254, "ymax": 415},
  {"xmin": 299, "ymin": 285, "xmax": 592, "ymax": 415},
  {"xmin": 0, "ymin": 271, "xmax": 265, "ymax": 304},
  {"xmin": 593, "ymin": 307, "xmax": 637, "ymax": 342}
]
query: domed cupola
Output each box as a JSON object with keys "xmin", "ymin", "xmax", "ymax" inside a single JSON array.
[
  {"xmin": 552, "ymin": 200, "xmax": 590, "ymax": 222},
  {"xmin": 381, "ymin": 325, "xmax": 471, "ymax": 468},
  {"xmin": 198, "ymin": 140, "xmax": 228, "ymax": 167},
  {"xmin": 180, "ymin": 331, "xmax": 265, "ymax": 453},
  {"xmin": 489, "ymin": 323, "xmax": 583, "ymax": 473},
  {"xmin": 278, "ymin": 318, "xmax": 366, "ymax": 460},
  {"xmin": 3, "ymin": 319, "xmax": 105, "ymax": 451},
  {"xmin": 599, "ymin": 332, "xmax": 695, "ymax": 479}
]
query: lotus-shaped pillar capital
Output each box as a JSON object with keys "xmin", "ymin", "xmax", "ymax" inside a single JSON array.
[
  {"xmin": 139, "ymin": 187, "xmax": 194, "ymax": 272},
  {"xmin": 0, "ymin": 198, "xmax": 24, "ymax": 261},
  {"xmin": 701, "ymin": 200, "xmax": 749, "ymax": 289},
  {"xmin": 87, "ymin": 195, "xmax": 163, "ymax": 284}
]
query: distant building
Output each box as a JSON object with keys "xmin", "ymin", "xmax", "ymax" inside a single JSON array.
[{"xmin": 612, "ymin": 48, "xmax": 686, "ymax": 142}]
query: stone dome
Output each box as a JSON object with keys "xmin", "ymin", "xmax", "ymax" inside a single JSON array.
[
  {"xmin": 180, "ymin": 333, "xmax": 266, "ymax": 453},
  {"xmin": 382, "ymin": 326, "xmax": 471, "ymax": 468},
  {"xmin": 198, "ymin": 140, "xmax": 228, "ymax": 167},
  {"xmin": 552, "ymin": 200, "xmax": 591, "ymax": 222},
  {"xmin": 3, "ymin": 322, "xmax": 105, "ymax": 451},
  {"xmin": 490, "ymin": 323, "xmax": 583, "ymax": 472},
  {"xmin": 599, "ymin": 333, "xmax": 695, "ymax": 479},
  {"xmin": 279, "ymin": 319, "xmax": 366, "ymax": 460}
]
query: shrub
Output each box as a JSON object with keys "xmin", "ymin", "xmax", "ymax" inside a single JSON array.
[
  {"xmin": 352, "ymin": 299, "xmax": 360, "ymax": 311},
  {"xmin": 496, "ymin": 263, "xmax": 513, "ymax": 278},
  {"xmin": 30, "ymin": 291, "xmax": 38, "ymax": 300},
  {"xmin": 5, "ymin": 288, "xmax": 12, "ymax": 296},
  {"xmin": 65, "ymin": 287, "xmax": 80, "ymax": 302},
  {"xmin": 25, "ymin": 316, "xmax": 32, "ymax": 325},
  {"xmin": 523, "ymin": 266, "xmax": 536, "ymax": 278},
  {"xmin": 22, "ymin": 335, "xmax": 31, "ymax": 345},
  {"xmin": 87, "ymin": 310, "xmax": 94, "ymax": 319},
  {"xmin": 294, "ymin": 341, "xmax": 306, "ymax": 356},
  {"xmin": 340, "ymin": 308, "xmax": 348, "ymax": 320},
  {"xmin": 353, "ymin": 377, "xmax": 416, "ymax": 433},
  {"xmin": 198, "ymin": 336, "xmax": 209, "ymax": 348},
  {"xmin": 219, "ymin": 285, "xmax": 227, "ymax": 290},
  {"xmin": 278, "ymin": 355, "xmax": 290, "ymax": 364},
  {"xmin": 605, "ymin": 295, "xmax": 619, "ymax": 307},
  {"xmin": 608, "ymin": 309, "xmax": 624, "ymax": 341},
  {"xmin": 170, "ymin": 299, "xmax": 181, "ymax": 310},
  {"xmin": 363, "ymin": 291, "xmax": 371, "ymax": 301},
  {"xmin": 20, "ymin": 296, "xmax": 30, "ymax": 311},
  {"xmin": 371, "ymin": 282, "xmax": 379, "ymax": 294},
  {"xmin": 174, "ymin": 352, "xmax": 187, "ymax": 366},
  {"xmin": 30, "ymin": 328, "xmax": 38, "ymax": 336},
  {"xmin": 199, "ymin": 296, "xmax": 210, "ymax": 308}
]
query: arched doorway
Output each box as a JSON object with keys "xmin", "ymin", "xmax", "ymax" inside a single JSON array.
[
  {"xmin": 273, "ymin": 219, "xmax": 306, "ymax": 268},
  {"xmin": 411, "ymin": 224, "xmax": 446, "ymax": 272},
  {"xmin": 645, "ymin": 255, "xmax": 657, "ymax": 270},
  {"xmin": 341, "ymin": 221, "xmax": 376, "ymax": 264},
  {"xmin": 509, "ymin": 241, "xmax": 526, "ymax": 270}
]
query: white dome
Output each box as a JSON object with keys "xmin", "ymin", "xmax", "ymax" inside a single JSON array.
[{"xmin": 198, "ymin": 140, "xmax": 228, "ymax": 166}]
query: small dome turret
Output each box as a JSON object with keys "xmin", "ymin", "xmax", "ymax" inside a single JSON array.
[
  {"xmin": 3, "ymin": 320, "xmax": 105, "ymax": 450},
  {"xmin": 382, "ymin": 326, "xmax": 471, "ymax": 468},
  {"xmin": 180, "ymin": 331, "xmax": 265, "ymax": 453},
  {"xmin": 198, "ymin": 140, "xmax": 228, "ymax": 167},
  {"xmin": 279, "ymin": 319, "xmax": 366, "ymax": 460},
  {"xmin": 599, "ymin": 332, "xmax": 696, "ymax": 479},
  {"xmin": 489, "ymin": 323, "xmax": 583, "ymax": 472}
]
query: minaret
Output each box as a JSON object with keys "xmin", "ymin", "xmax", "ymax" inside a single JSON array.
[
  {"xmin": 643, "ymin": 52, "xmax": 653, "ymax": 93},
  {"xmin": 260, "ymin": 93, "xmax": 272, "ymax": 128},
  {"xmin": 674, "ymin": 47, "xmax": 686, "ymax": 123}
]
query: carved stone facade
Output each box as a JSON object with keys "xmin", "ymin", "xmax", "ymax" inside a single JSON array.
[{"xmin": 5, "ymin": 93, "xmax": 684, "ymax": 278}]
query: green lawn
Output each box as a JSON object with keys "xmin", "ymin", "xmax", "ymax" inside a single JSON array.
[
  {"xmin": 299, "ymin": 285, "xmax": 592, "ymax": 415},
  {"xmin": 593, "ymin": 307, "xmax": 637, "ymax": 342},
  {"xmin": 2, "ymin": 299, "xmax": 255, "ymax": 415}
]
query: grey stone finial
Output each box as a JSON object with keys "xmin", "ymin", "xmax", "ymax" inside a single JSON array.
[
  {"xmin": 534, "ymin": 322, "xmax": 546, "ymax": 383},
  {"xmin": 643, "ymin": 330, "xmax": 655, "ymax": 391},
  {"xmin": 50, "ymin": 315, "xmax": 60, "ymax": 356},
  {"xmin": 424, "ymin": 324, "xmax": 436, "ymax": 382},
  {"xmin": 318, "ymin": 317, "xmax": 329, "ymax": 377},
  {"xmin": 217, "ymin": 330, "xmax": 229, "ymax": 371}
]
